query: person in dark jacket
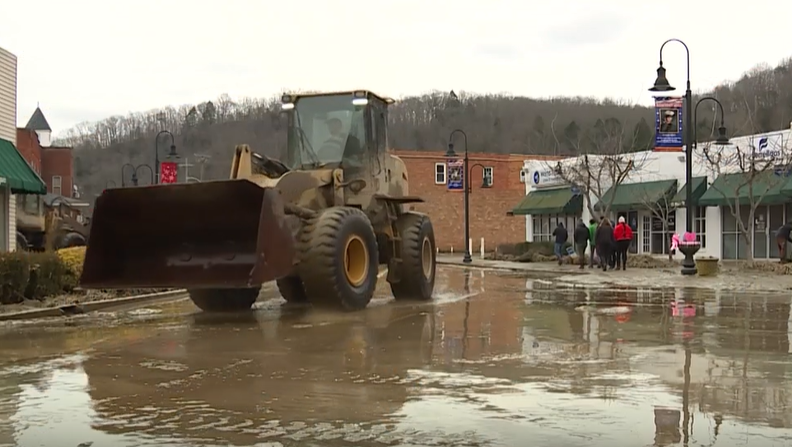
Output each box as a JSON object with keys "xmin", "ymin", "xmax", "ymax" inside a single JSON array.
[
  {"xmin": 587, "ymin": 218, "xmax": 597, "ymax": 268},
  {"xmin": 613, "ymin": 216, "xmax": 634, "ymax": 270},
  {"xmin": 574, "ymin": 219, "xmax": 590, "ymax": 269},
  {"xmin": 776, "ymin": 222, "xmax": 792, "ymax": 263},
  {"xmin": 552, "ymin": 222, "xmax": 568, "ymax": 265},
  {"xmin": 595, "ymin": 218, "xmax": 615, "ymax": 272}
]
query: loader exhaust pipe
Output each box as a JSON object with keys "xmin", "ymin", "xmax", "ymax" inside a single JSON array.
[{"xmin": 80, "ymin": 180, "xmax": 297, "ymax": 289}]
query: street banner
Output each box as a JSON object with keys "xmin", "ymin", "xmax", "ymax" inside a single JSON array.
[
  {"xmin": 160, "ymin": 161, "xmax": 178, "ymax": 184},
  {"xmin": 654, "ymin": 96, "xmax": 684, "ymax": 152},
  {"xmin": 447, "ymin": 159, "xmax": 464, "ymax": 190}
]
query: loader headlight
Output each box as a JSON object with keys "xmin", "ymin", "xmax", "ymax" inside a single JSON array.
[
  {"xmin": 352, "ymin": 98, "xmax": 368, "ymax": 106},
  {"xmin": 280, "ymin": 102, "xmax": 295, "ymax": 111}
]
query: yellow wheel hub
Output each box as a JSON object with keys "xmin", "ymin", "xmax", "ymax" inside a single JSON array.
[
  {"xmin": 344, "ymin": 235, "xmax": 369, "ymax": 287},
  {"xmin": 421, "ymin": 236, "xmax": 433, "ymax": 279}
]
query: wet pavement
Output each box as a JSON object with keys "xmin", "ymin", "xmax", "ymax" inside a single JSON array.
[{"xmin": 1, "ymin": 266, "xmax": 791, "ymax": 446}]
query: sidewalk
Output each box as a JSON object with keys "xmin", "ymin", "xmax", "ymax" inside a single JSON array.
[{"xmin": 437, "ymin": 254, "xmax": 792, "ymax": 293}]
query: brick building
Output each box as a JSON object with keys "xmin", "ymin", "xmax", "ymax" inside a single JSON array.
[
  {"xmin": 16, "ymin": 108, "xmax": 89, "ymax": 213},
  {"xmin": 394, "ymin": 150, "xmax": 558, "ymax": 252}
]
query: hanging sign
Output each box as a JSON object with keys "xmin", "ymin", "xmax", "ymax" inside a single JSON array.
[
  {"xmin": 654, "ymin": 96, "xmax": 684, "ymax": 152},
  {"xmin": 447, "ymin": 159, "xmax": 464, "ymax": 190},
  {"xmin": 160, "ymin": 162, "xmax": 178, "ymax": 184}
]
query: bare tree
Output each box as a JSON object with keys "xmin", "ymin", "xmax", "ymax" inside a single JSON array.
[
  {"xmin": 699, "ymin": 128, "xmax": 792, "ymax": 261},
  {"xmin": 546, "ymin": 118, "xmax": 651, "ymax": 218}
]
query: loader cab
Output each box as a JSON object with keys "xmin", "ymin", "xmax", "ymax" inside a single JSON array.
[{"xmin": 280, "ymin": 91, "xmax": 392, "ymax": 170}]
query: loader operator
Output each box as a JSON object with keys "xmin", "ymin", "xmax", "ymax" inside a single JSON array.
[{"xmin": 318, "ymin": 117, "xmax": 362, "ymax": 165}]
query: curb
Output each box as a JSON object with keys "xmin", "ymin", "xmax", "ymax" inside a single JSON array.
[
  {"xmin": 0, "ymin": 289, "xmax": 188, "ymax": 322},
  {"xmin": 436, "ymin": 259, "xmax": 583, "ymax": 275}
]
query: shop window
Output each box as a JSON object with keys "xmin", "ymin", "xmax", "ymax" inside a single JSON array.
[
  {"xmin": 434, "ymin": 163, "xmax": 446, "ymax": 184},
  {"xmin": 532, "ymin": 214, "xmax": 578, "ymax": 242},
  {"xmin": 482, "ymin": 167, "xmax": 493, "ymax": 187}
]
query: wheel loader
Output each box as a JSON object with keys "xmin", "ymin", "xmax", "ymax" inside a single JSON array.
[{"xmin": 79, "ymin": 90, "xmax": 436, "ymax": 311}]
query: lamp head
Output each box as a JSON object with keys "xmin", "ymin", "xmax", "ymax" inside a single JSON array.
[{"xmin": 649, "ymin": 63, "xmax": 676, "ymax": 92}]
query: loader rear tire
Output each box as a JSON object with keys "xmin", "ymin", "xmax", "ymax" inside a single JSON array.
[
  {"xmin": 188, "ymin": 288, "xmax": 259, "ymax": 312},
  {"xmin": 390, "ymin": 213, "xmax": 436, "ymax": 301},
  {"xmin": 298, "ymin": 207, "xmax": 378, "ymax": 311},
  {"xmin": 276, "ymin": 276, "xmax": 309, "ymax": 303}
]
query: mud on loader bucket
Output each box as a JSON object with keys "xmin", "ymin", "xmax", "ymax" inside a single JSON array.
[{"xmin": 80, "ymin": 180, "xmax": 296, "ymax": 289}]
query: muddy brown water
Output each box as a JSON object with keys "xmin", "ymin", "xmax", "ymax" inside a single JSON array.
[{"xmin": 0, "ymin": 267, "xmax": 791, "ymax": 446}]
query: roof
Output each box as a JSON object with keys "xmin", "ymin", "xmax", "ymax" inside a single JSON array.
[
  {"xmin": 25, "ymin": 107, "xmax": 52, "ymax": 131},
  {"xmin": 596, "ymin": 179, "xmax": 678, "ymax": 212},
  {"xmin": 511, "ymin": 187, "xmax": 583, "ymax": 215},
  {"xmin": 289, "ymin": 90, "xmax": 396, "ymax": 104},
  {"xmin": 699, "ymin": 171, "xmax": 792, "ymax": 207},
  {"xmin": 671, "ymin": 177, "xmax": 708, "ymax": 207},
  {"xmin": 0, "ymin": 138, "xmax": 47, "ymax": 194}
]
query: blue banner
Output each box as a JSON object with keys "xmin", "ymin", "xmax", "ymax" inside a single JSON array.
[
  {"xmin": 654, "ymin": 96, "xmax": 684, "ymax": 152},
  {"xmin": 447, "ymin": 159, "xmax": 464, "ymax": 190}
]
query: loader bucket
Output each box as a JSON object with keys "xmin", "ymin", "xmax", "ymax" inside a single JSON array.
[{"xmin": 80, "ymin": 180, "xmax": 297, "ymax": 289}]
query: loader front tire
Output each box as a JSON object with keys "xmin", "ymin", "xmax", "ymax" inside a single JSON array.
[
  {"xmin": 276, "ymin": 276, "xmax": 309, "ymax": 304},
  {"xmin": 390, "ymin": 213, "xmax": 436, "ymax": 301},
  {"xmin": 188, "ymin": 288, "xmax": 259, "ymax": 312},
  {"xmin": 299, "ymin": 207, "xmax": 378, "ymax": 311}
]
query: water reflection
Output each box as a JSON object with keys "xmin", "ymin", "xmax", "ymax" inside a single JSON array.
[{"xmin": 0, "ymin": 269, "xmax": 790, "ymax": 446}]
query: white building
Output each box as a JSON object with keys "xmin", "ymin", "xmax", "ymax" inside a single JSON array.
[
  {"xmin": 513, "ymin": 126, "xmax": 792, "ymax": 260},
  {"xmin": 0, "ymin": 46, "xmax": 47, "ymax": 252}
]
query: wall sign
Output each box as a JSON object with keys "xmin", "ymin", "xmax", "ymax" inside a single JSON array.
[
  {"xmin": 530, "ymin": 168, "xmax": 566, "ymax": 188},
  {"xmin": 447, "ymin": 159, "xmax": 464, "ymax": 190}
]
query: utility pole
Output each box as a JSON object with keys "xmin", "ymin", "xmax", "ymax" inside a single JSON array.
[{"xmin": 194, "ymin": 153, "xmax": 212, "ymax": 181}]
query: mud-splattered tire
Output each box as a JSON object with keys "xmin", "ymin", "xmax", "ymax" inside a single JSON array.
[
  {"xmin": 16, "ymin": 232, "xmax": 28, "ymax": 252},
  {"xmin": 276, "ymin": 276, "xmax": 309, "ymax": 303},
  {"xmin": 390, "ymin": 212, "xmax": 435, "ymax": 301},
  {"xmin": 56, "ymin": 232, "xmax": 87, "ymax": 250},
  {"xmin": 298, "ymin": 207, "xmax": 378, "ymax": 311},
  {"xmin": 188, "ymin": 288, "xmax": 259, "ymax": 312}
]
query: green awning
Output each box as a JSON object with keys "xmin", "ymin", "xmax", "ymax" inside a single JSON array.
[
  {"xmin": 595, "ymin": 179, "xmax": 677, "ymax": 212},
  {"xmin": 0, "ymin": 138, "xmax": 46, "ymax": 194},
  {"xmin": 511, "ymin": 188, "xmax": 583, "ymax": 215},
  {"xmin": 699, "ymin": 171, "xmax": 792, "ymax": 207},
  {"xmin": 671, "ymin": 176, "xmax": 707, "ymax": 207}
]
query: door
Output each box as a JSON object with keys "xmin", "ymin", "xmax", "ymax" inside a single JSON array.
[
  {"xmin": 754, "ymin": 206, "xmax": 768, "ymax": 259},
  {"xmin": 627, "ymin": 211, "xmax": 639, "ymax": 253}
]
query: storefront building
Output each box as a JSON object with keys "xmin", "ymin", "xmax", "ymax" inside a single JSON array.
[
  {"xmin": 0, "ymin": 46, "xmax": 48, "ymax": 251},
  {"xmin": 511, "ymin": 125, "xmax": 792, "ymax": 260}
]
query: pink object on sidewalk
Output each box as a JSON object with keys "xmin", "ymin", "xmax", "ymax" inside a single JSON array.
[
  {"xmin": 670, "ymin": 233, "xmax": 680, "ymax": 253},
  {"xmin": 681, "ymin": 232, "xmax": 698, "ymax": 244}
]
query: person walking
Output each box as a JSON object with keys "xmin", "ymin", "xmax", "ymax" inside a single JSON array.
[
  {"xmin": 776, "ymin": 222, "xmax": 792, "ymax": 263},
  {"xmin": 613, "ymin": 216, "xmax": 634, "ymax": 270},
  {"xmin": 595, "ymin": 218, "xmax": 615, "ymax": 272},
  {"xmin": 552, "ymin": 222, "xmax": 568, "ymax": 265},
  {"xmin": 574, "ymin": 219, "xmax": 590, "ymax": 270},
  {"xmin": 587, "ymin": 218, "xmax": 598, "ymax": 268}
]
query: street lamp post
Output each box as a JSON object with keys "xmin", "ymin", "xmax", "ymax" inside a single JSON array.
[
  {"xmin": 445, "ymin": 129, "xmax": 472, "ymax": 264},
  {"xmin": 649, "ymin": 38, "xmax": 696, "ymax": 275},
  {"xmin": 154, "ymin": 130, "xmax": 178, "ymax": 184},
  {"xmin": 122, "ymin": 163, "xmax": 155, "ymax": 187},
  {"xmin": 650, "ymin": 42, "xmax": 731, "ymax": 275}
]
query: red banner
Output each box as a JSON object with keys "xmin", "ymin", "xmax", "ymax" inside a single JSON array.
[{"xmin": 160, "ymin": 162, "xmax": 178, "ymax": 184}]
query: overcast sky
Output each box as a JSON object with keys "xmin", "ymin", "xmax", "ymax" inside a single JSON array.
[{"xmin": 1, "ymin": 0, "xmax": 790, "ymax": 136}]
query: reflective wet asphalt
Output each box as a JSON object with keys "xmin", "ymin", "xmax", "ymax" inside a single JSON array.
[{"xmin": 0, "ymin": 266, "xmax": 791, "ymax": 446}]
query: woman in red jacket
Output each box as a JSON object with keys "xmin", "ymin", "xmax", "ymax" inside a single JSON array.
[{"xmin": 613, "ymin": 216, "xmax": 633, "ymax": 270}]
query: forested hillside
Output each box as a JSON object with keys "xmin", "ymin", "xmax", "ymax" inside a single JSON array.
[{"xmin": 58, "ymin": 58, "xmax": 792, "ymax": 198}]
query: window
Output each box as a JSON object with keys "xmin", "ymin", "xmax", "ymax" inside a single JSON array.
[
  {"xmin": 52, "ymin": 175, "xmax": 62, "ymax": 196},
  {"xmin": 531, "ymin": 214, "xmax": 578, "ymax": 242},
  {"xmin": 434, "ymin": 163, "xmax": 446, "ymax": 184},
  {"xmin": 694, "ymin": 207, "xmax": 707, "ymax": 248},
  {"xmin": 483, "ymin": 167, "xmax": 493, "ymax": 187},
  {"xmin": 721, "ymin": 206, "xmax": 751, "ymax": 260}
]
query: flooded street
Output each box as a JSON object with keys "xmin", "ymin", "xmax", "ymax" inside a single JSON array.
[{"xmin": 1, "ymin": 267, "xmax": 791, "ymax": 446}]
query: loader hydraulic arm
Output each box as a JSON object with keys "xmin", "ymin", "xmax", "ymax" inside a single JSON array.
[{"xmin": 229, "ymin": 145, "xmax": 290, "ymax": 180}]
